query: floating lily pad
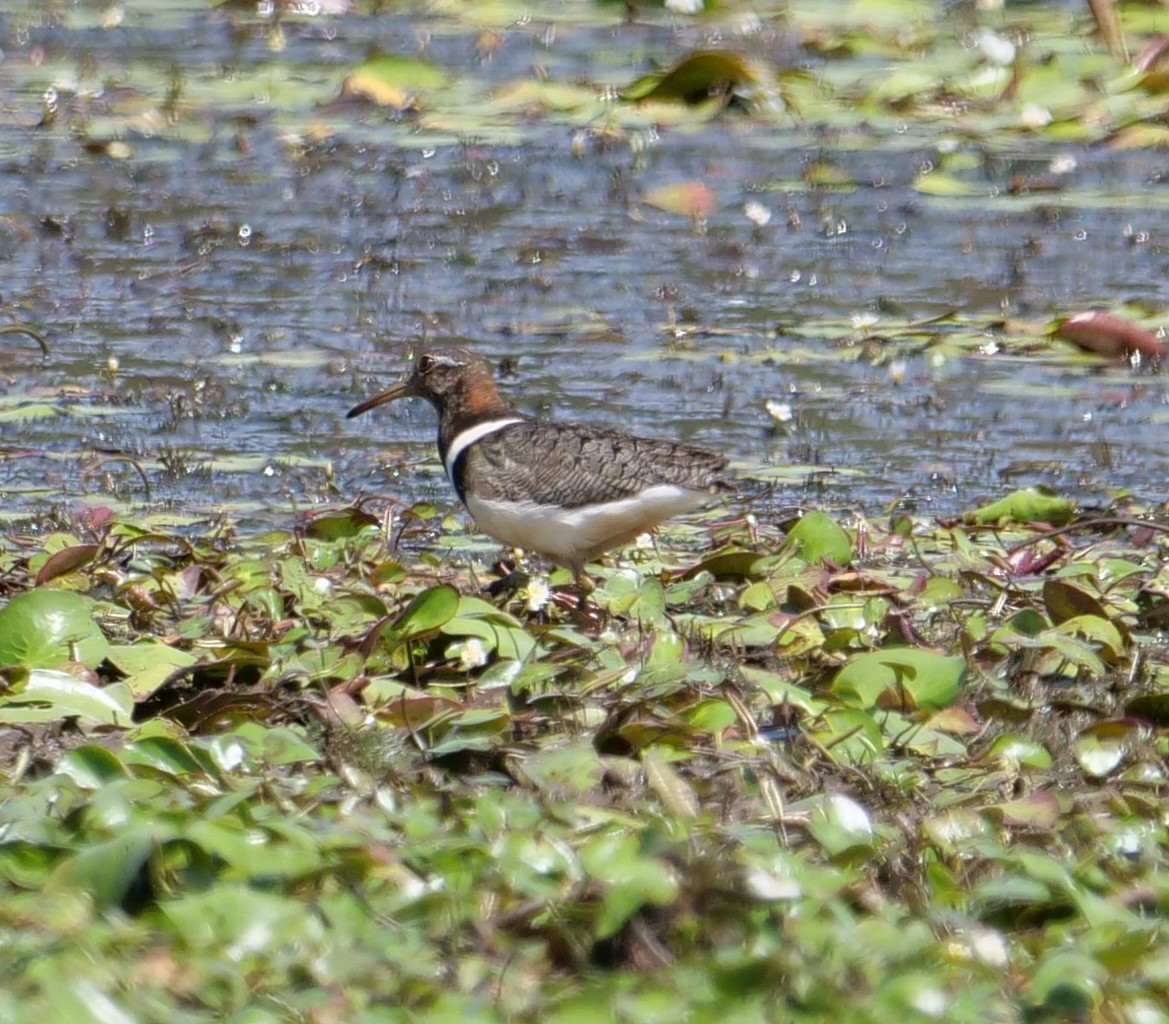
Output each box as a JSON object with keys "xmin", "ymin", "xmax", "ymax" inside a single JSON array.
[
  {"xmin": 340, "ymin": 54, "xmax": 451, "ymax": 108},
  {"xmin": 0, "ymin": 590, "xmax": 109, "ymax": 669},
  {"xmin": 622, "ymin": 50, "xmax": 764, "ymax": 105},
  {"xmin": 833, "ymin": 648, "xmax": 965, "ymax": 711},
  {"xmin": 963, "ymin": 487, "xmax": 1075, "ymax": 526}
]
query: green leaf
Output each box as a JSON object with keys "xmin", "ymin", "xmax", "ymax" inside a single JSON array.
[
  {"xmin": 963, "ymin": 487, "xmax": 1075, "ymax": 526},
  {"xmin": 787, "ymin": 511, "xmax": 853, "ymax": 565},
  {"xmin": 832, "ymin": 648, "xmax": 965, "ymax": 711},
  {"xmin": 1049, "ymin": 614, "xmax": 1125, "ymax": 663},
  {"xmin": 304, "ymin": 507, "xmax": 379, "ymax": 540},
  {"xmin": 105, "ymin": 642, "xmax": 198, "ymax": 697},
  {"xmin": 341, "ymin": 53, "xmax": 451, "ymax": 107},
  {"xmin": 392, "ymin": 585, "xmax": 460, "ymax": 640},
  {"xmin": 56, "ymin": 744, "xmax": 130, "ymax": 787},
  {"xmin": 621, "ymin": 50, "xmax": 763, "ymax": 104},
  {"xmin": 986, "ymin": 735, "xmax": 1052, "ymax": 769},
  {"xmin": 0, "ymin": 670, "xmax": 132, "ymax": 726},
  {"xmin": 47, "ymin": 827, "xmax": 156, "ymax": 910},
  {"xmin": 807, "ymin": 792, "xmax": 874, "ymax": 858},
  {"xmin": 0, "ymin": 590, "xmax": 110, "ymax": 669},
  {"xmin": 986, "ymin": 791, "xmax": 1061, "ymax": 829},
  {"xmin": 1074, "ymin": 720, "xmax": 1137, "ymax": 778},
  {"xmin": 912, "ymin": 170, "xmax": 980, "ymax": 197},
  {"xmin": 808, "ymin": 708, "xmax": 885, "ymax": 765}
]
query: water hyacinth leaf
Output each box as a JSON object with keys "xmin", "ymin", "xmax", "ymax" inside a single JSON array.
[
  {"xmin": 34, "ymin": 544, "xmax": 101, "ymax": 586},
  {"xmin": 963, "ymin": 487, "xmax": 1075, "ymax": 526},
  {"xmin": 519, "ymin": 742, "xmax": 605, "ymax": 795},
  {"xmin": 684, "ymin": 697, "xmax": 737, "ymax": 734},
  {"xmin": 442, "ymin": 613, "xmax": 535, "ymax": 662},
  {"xmin": 739, "ymin": 580, "xmax": 776, "ymax": 611},
  {"xmin": 1033, "ymin": 627, "xmax": 1106, "ymax": 676},
  {"xmin": 809, "ymin": 708, "xmax": 884, "ymax": 765},
  {"xmin": 304, "ymin": 507, "xmax": 380, "ymax": 540},
  {"xmin": 106, "ymin": 642, "xmax": 199, "ymax": 698},
  {"xmin": 0, "ymin": 590, "xmax": 110, "ymax": 669},
  {"xmin": 787, "ymin": 511, "xmax": 853, "ymax": 566},
  {"xmin": 923, "ymin": 809, "xmax": 991, "ymax": 853},
  {"xmin": 392, "ymin": 585, "xmax": 460, "ymax": 641},
  {"xmin": 1008, "ymin": 608, "xmax": 1048, "ymax": 638},
  {"xmin": 56, "ymin": 744, "xmax": 130, "ymax": 787},
  {"xmin": 1075, "ymin": 720, "xmax": 1140, "ymax": 777},
  {"xmin": 1049, "ymin": 614, "xmax": 1125, "ymax": 663},
  {"xmin": 738, "ymin": 665, "xmax": 825, "ymax": 714},
  {"xmin": 645, "ymin": 628, "xmax": 684, "ymax": 666},
  {"xmin": 885, "ymin": 713, "xmax": 969, "ymax": 758},
  {"xmin": 684, "ymin": 547, "xmax": 762, "ymax": 580},
  {"xmin": 122, "ymin": 736, "xmax": 209, "ymax": 776},
  {"xmin": 621, "ymin": 50, "xmax": 762, "ymax": 105},
  {"xmin": 986, "ymin": 791, "xmax": 1061, "ymax": 829},
  {"xmin": 1042, "ymin": 579, "xmax": 1108, "ymax": 625},
  {"xmin": 159, "ymin": 884, "xmax": 324, "ymax": 956},
  {"xmin": 832, "ymin": 648, "xmax": 965, "ymax": 711},
  {"xmin": 986, "ymin": 735, "xmax": 1052, "ymax": 770},
  {"xmin": 0, "ymin": 670, "xmax": 132, "ymax": 726},
  {"xmin": 47, "ymin": 827, "xmax": 156, "ymax": 911}
]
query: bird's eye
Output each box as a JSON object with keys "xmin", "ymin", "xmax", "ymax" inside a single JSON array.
[{"xmin": 417, "ymin": 355, "xmax": 434, "ymax": 373}]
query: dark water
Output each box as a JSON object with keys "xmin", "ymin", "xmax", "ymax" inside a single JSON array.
[{"xmin": 1, "ymin": 2, "xmax": 1166, "ymax": 527}]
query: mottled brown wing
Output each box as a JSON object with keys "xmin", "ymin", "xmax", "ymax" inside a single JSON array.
[{"xmin": 464, "ymin": 420, "xmax": 730, "ymax": 509}]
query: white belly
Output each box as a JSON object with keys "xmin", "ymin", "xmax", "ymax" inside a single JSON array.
[{"xmin": 464, "ymin": 483, "xmax": 711, "ymax": 569}]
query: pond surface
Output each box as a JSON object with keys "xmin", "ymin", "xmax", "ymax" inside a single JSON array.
[{"xmin": 1, "ymin": 0, "xmax": 1166, "ymax": 528}]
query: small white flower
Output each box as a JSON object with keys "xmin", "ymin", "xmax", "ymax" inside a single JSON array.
[
  {"xmin": 1020, "ymin": 103, "xmax": 1052, "ymax": 129},
  {"xmin": 822, "ymin": 793, "xmax": 872, "ymax": 839},
  {"xmin": 665, "ymin": 0, "xmax": 703, "ymax": 12},
  {"xmin": 744, "ymin": 200, "xmax": 772, "ymax": 226},
  {"xmin": 745, "ymin": 865, "xmax": 802, "ymax": 900},
  {"xmin": 970, "ymin": 928, "xmax": 1009, "ymax": 968},
  {"xmin": 522, "ymin": 578, "xmax": 550, "ymax": 613},
  {"xmin": 1049, "ymin": 154, "xmax": 1077, "ymax": 175},
  {"xmin": 975, "ymin": 28, "xmax": 1015, "ymax": 66},
  {"xmin": 456, "ymin": 637, "xmax": 488, "ymax": 671},
  {"xmin": 765, "ymin": 399, "xmax": 793, "ymax": 423},
  {"xmin": 851, "ymin": 312, "xmax": 879, "ymax": 332},
  {"xmin": 910, "ymin": 986, "xmax": 948, "ymax": 1018}
]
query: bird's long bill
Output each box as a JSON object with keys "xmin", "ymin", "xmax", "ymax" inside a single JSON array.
[{"xmin": 346, "ymin": 379, "xmax": 413, "ymax": 419}]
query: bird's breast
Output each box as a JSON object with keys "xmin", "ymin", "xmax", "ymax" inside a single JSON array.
[{"xmin": 464, "ymin": 483, "xmax": 710, "ymax": 567}]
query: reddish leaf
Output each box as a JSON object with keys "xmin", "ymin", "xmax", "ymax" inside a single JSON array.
[
  {"xmin": 1042, "ymin": 579, "xmax": 1107, "ymax": 625},
  {"xmin": 35, "ymin": 544, "xmax": 101, "ymax": 586},
  {"xmin": 1054, "ymin": 311, "xmax": 1168, "ymax": 360},
  {"xmin": 644, "ymin": 182, "xmax": 718, "ymax": 219}
]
